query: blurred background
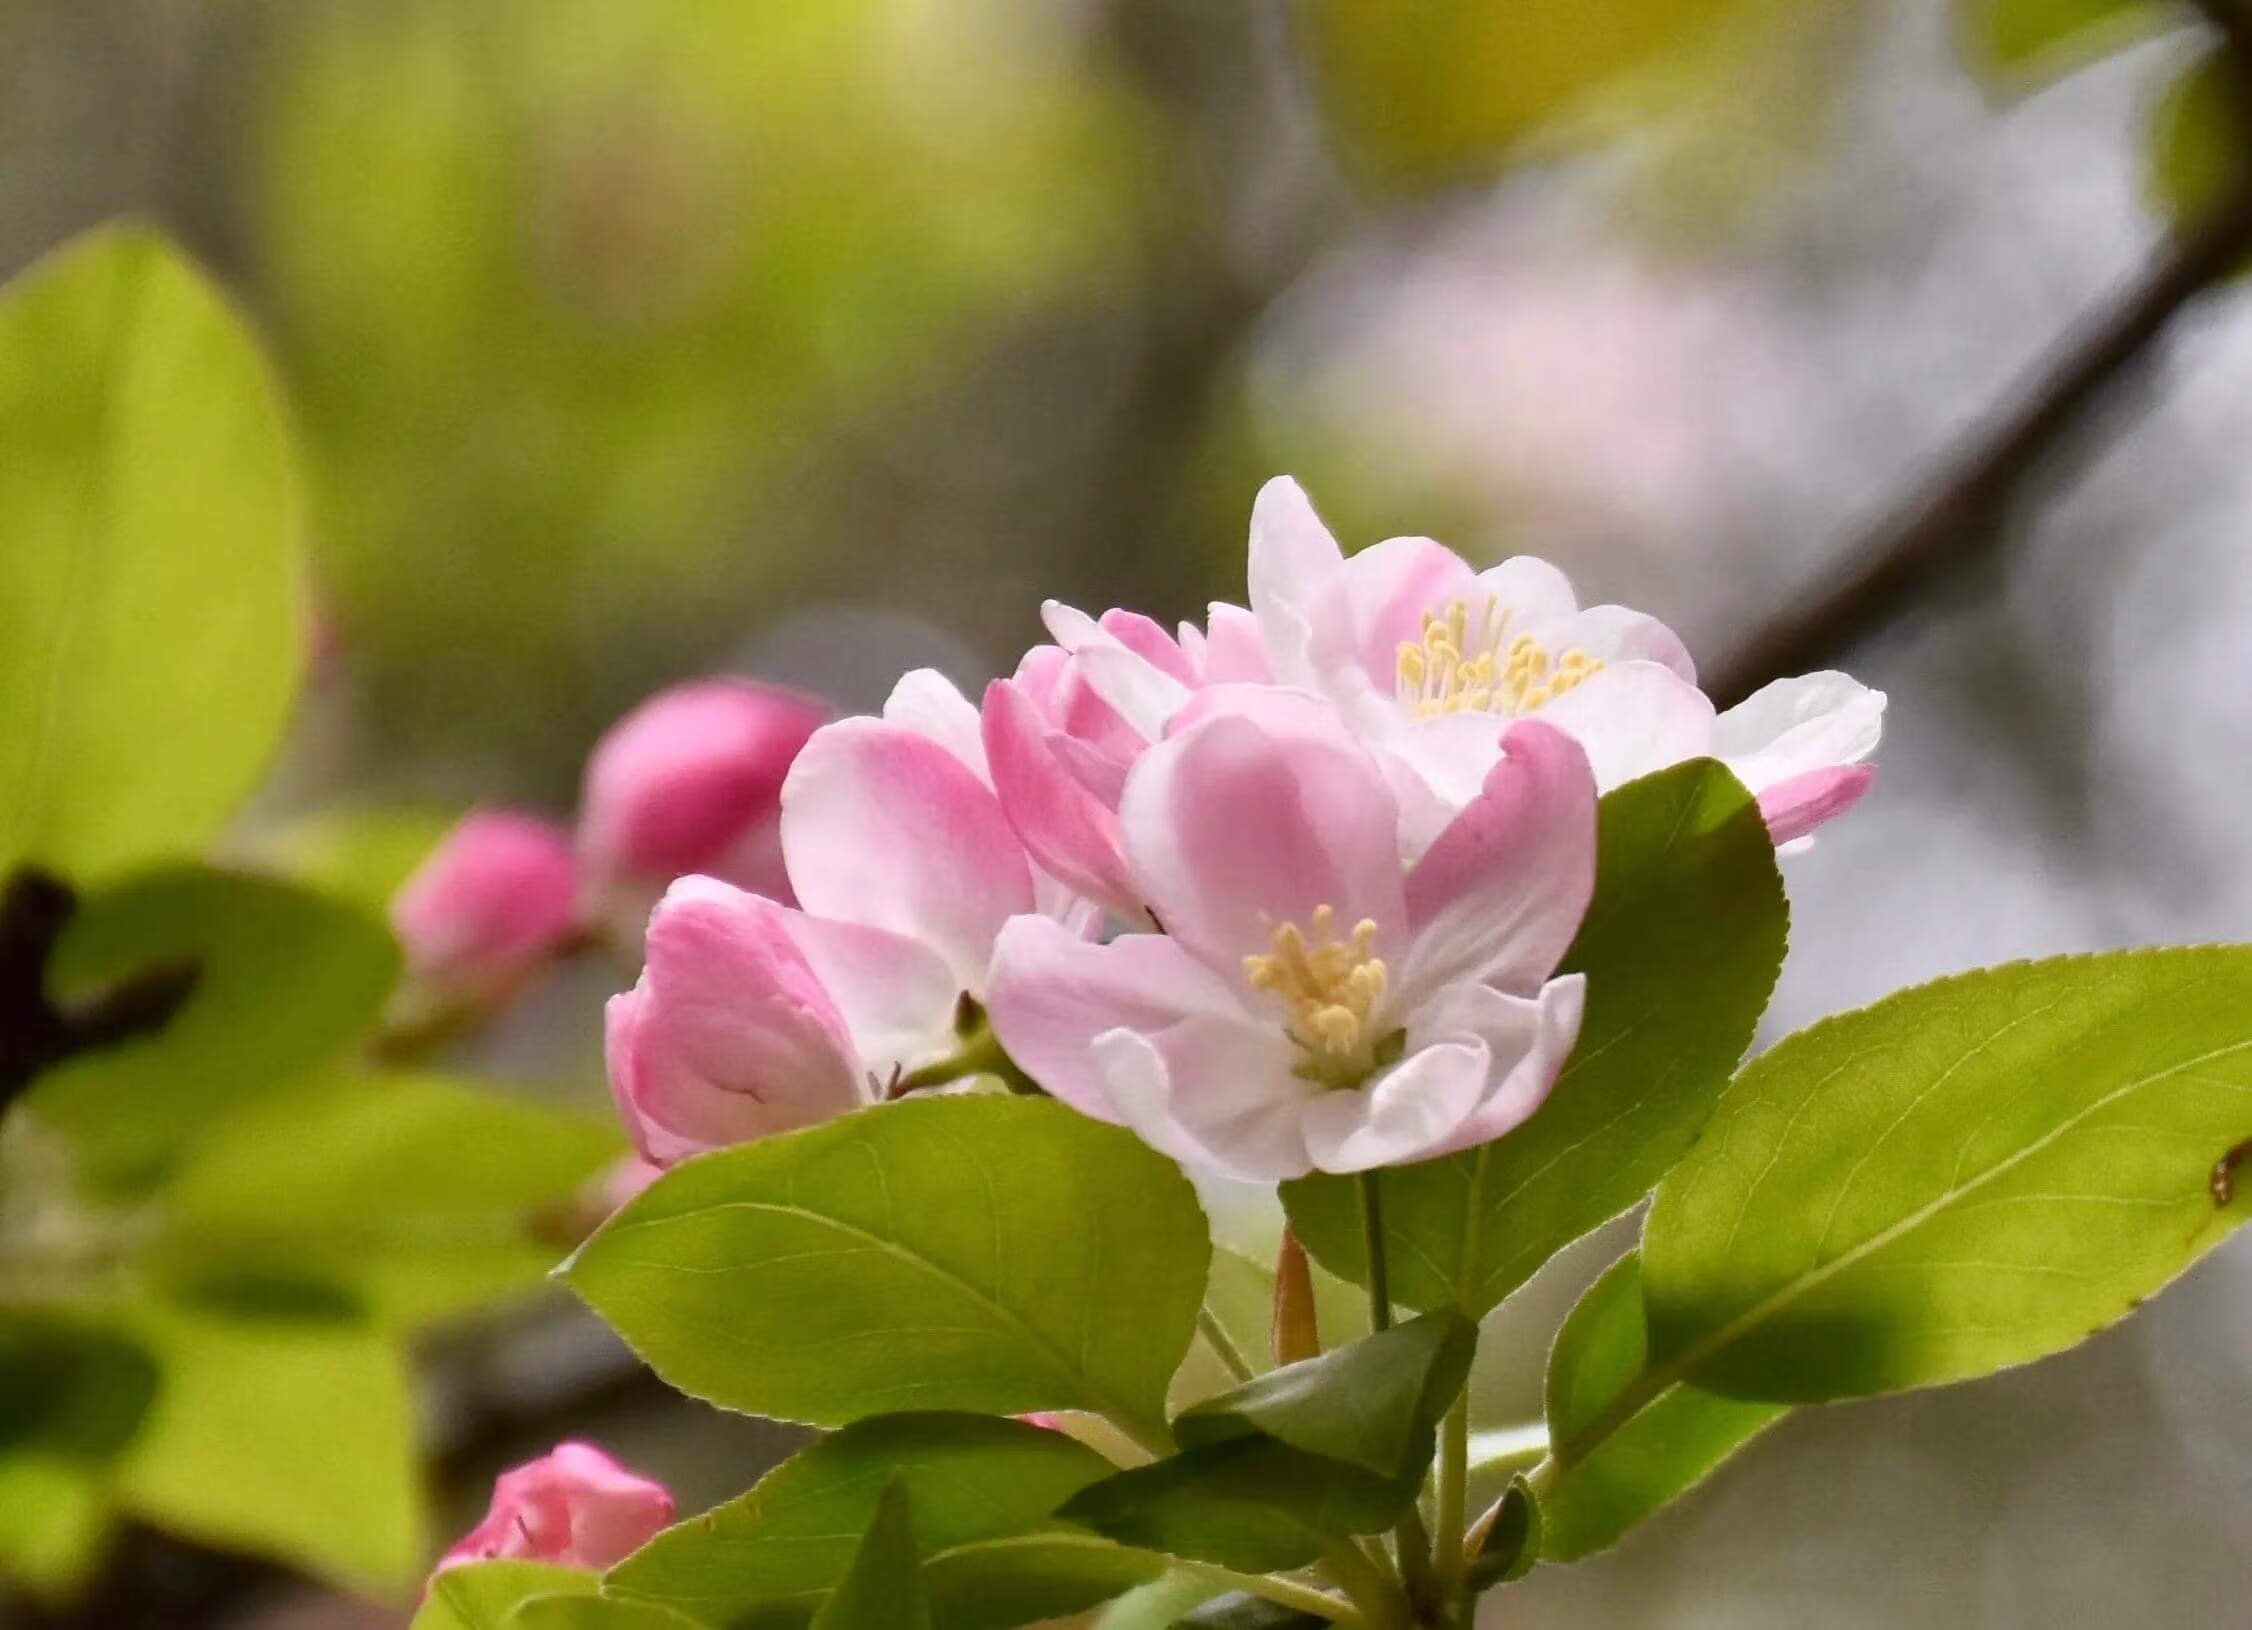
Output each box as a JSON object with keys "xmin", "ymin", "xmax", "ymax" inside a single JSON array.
[{"xmin": 4, "ymin": 0, "xmax": 2250, "ymax": 1624}]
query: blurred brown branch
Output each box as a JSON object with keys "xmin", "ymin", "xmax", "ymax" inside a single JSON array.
[{"xmin": 1712, "ymin": 0, "xmax": 2252, "ymax": 706}]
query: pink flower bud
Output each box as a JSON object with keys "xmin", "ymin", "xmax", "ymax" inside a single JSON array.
[
  {"xmin": 434, "ymin": 1442, "xmax": 673, "ymax": 1576},
  {"xmin": 578, "ymin": 679, "xmax": 829, "ymax": 918},
  {"xmin": 604, "ymin": 877, "xmax": 871, "ymax": 1165},
  {"xmin": 390, "ymin": 811, "xmax": 580, "ymax": 1001}
]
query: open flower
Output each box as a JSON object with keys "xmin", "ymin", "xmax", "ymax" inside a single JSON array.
[
  {"xmin": 986, "ymin": 704, "xmax": 1594, "ymax": 1180},
  {"xmin": 1244, "ymin": 476, "xmax": 1884, "ymax": 848},
  {"xmin": 435, "ymin": 1442, "xmax": 673, "ymax": 1575},
  {"xmin": 982, "ymin": 604, "xmax": 1270, "ymax": 917}
]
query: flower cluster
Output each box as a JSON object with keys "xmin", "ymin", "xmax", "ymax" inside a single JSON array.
[{"xmin": 600, "ymin": 478, "xmax": 1883, "ymax": 1183}]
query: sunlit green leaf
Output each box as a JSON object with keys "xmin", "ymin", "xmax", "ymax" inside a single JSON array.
[
  {"xmin": 1644, "ymin": 947, "xmax": 2252, "ymax": 1402},
  {"xmin": 112, "ymin": 1297, "xmax": 421, "ymax": 1589},
  {"xmin": 149, "ymin": 1072, "xmax": 618, "ymax": 1328},
  {"xmin": 0, "ymin": 225, "xmax": 304, "ymax": 883},
  {"xmin": 608, "ymin": 1413, "xmax": 1156, "ymax": 1630},
  {"xmin": 1302, "ymin": 0, "xmax": 1752, "ymax": 188},
  {"xmin": 566, "ymin": 1097, "xmax": 1207, "ymax": 1437},
  {"xmin": 26, "ymin": 867, "xmax": 399, "ymax": 1193},
  {"xmin": 0, "ymin": 1455, "xmax": 112, "ymax": 1600},
  {"xmin": 415, "ymin": 1563, "xmax": 598, "ymax": 1630},
  {"xmin": 512, "ymin": 1598, "xmax": 709, "ymax": 1630},
  {"xmin": 1536, "ymin": 1253, "xmax": 1781, "ymax": 1560},
  {"xmin": 1283, "ymin": 761, "xmax": 1785, "ymax": 1316}
]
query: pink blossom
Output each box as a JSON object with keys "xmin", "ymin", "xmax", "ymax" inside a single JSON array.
[
  {"xmin": 1245, "ymin": 477, "xmax": 1883, "ymax": 848},
  {"xmin": 577, "ymin": 678, "xmax": 828, "ymax": 919},
  {"xmin": 605, "ymin": 876, "xmax": 958, "ymax": 1165},
  {"xmin": 389, "ymin": 811, "xmax": 579, "ymax": 1001},
  {"xmin": 434, "ymin": 1442, "xmax": 673, "ymax": 1575},
  {"xmin": 982, "ymin": 603, "xmax": 1271, "ymax": 917},
  {"xmin": 986, "ymin": 704, "xmax": 1595, "ymax": 1180}
]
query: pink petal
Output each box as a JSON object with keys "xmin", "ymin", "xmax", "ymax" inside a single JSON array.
[
  {"xmin": 1542, "ymin": 604, "xmax": 1697, "ymax": 683},
  {"xmin": 1714, "ymin": 672, "xmax": 1886, "ymax": 791},
  {"xmin": 776, "ymin": 910, "xmax": 961, "ymax": 1070},
  {"xmin": 985, "ymin": 914, "xmax": 1241, "ymax": 1126},
  {"xmin": 1098, "ymin": 608, "xmax": 1199, "ymax": 686},
  {"xmin": 1757, "ymin": 764, "xmax": 1877, "ymax": 846},
  {"xmin": 1402, "ymin": 977, "xmax": 1586, "ymax": 1157},
  {"xmin": 1092, "ymin": 1019, "xmax": 1318, "ymax": 1180},
  {"xmin": 436, "ymin": 1442, "xmax": 673, "ymax": 1575},
  {"xmin": 883, "ymin": 668, "xmax": 990, "ymax": 781},
  {"xmin": 1469, "ymin": 556, "xmax": 1580, "ymax": 629},
  {"xmin": 604, "ymin": 878, "xmax": 864, "ymax": 1166},
  {"xmin": 1196, "ymin": 603, "xmax": 1274, "ymax": 684},
  {"xmin": 781, "ymin": 719, "xmax": 1035, "ymax": 994},
  {"xmin": 1118, "ymin": 710, "xmax": 1407, "ymax": 977},
  {"xmin": 1400, "ymin": 720, "xmax": 1597, "ymax": 999},
  {"xmin": 391, "ymin": 810, "xmax": 579, "ymax": 999},
  {"xmin": 1529, "ymin": 660, "xmax": 1717, "ymax": 790},
  {"xmin": 1298, "ymin": 1040, "xmax": 1493, "ymax": 1175},
  {"xmin": 982, "ymin": 681, "xmax": 1141, "ymax": 915},
  {"xmin": 1246, "ymin": 476, "xmax": 1346, "ymax": 688},
  {"xmin": 1329, "ymin": 533, "xmax": 1477, "ymax": 692}
]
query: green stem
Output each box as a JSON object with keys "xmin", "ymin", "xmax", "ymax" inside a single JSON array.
[
  {"xmin": 1198, "ymin": 1305, "xmax": 1256, "ymax": 1383},
  {"xmin": 1433, "ymin": 1391, "xmax": 1469, "ymax": 1588},
  {"xmin": 1318, "ymin": 1538, "xmax": 1407, "ymax": 1629},
  {"xmin": 1358, "ymin": 1171, "xmax": 1392, "ymax": 1331}
]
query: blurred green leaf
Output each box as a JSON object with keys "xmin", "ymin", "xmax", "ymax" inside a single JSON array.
[
  {"xmin": 27, "ymin": 867, "xmax": 399, "ymax": 1193},
  {"xmin": 0, "ymin": 1455, "xmax": 112, "ymax": 1599},
  {"xmin": 1302, "ymin": 0, "xmax": 1753, "ymax": 188},
  {"xmin": 0, "ymin": 1313, "xmax": 160, "ymax": 1462},
  {"xmin": 415, "ymin": 1562, "xmax": 598, "ymax": 1630},
  {"xmin": 149, "ymin": 1073, "xmax": 620, "ymax": 1329},
  {"xmin": 1182, "ymin": 1244, "xmax": 1368, "ymax": 1403},
  {"xmin": 1176, "ymin": 1311, "xmax": 1475, "ymax": 1481},
  {"xmin": 0, "ymin": 225, "xmax": 304, "ymax": 884},
  {"xmin": 1958, "ymin": 0, "xmax": 2170, "ymax": 86},
  {"xmin": 2149, "ymin": 48, "xmax": 2251, "ymax": 237},
  {"xmin": 1283, "ymin": 761, "xmax": 1785, "ymax": 1316},
  {"xmin": 1644, "ymin": 948, "xmax": 2252, "ymax": 1403},
  {"xmin": 566, "ymin": 1097, "xmax": 1207, "ymax": 1436},
  {"xmin": 1535, "ymin": 1253, "xmax": 1780, "ymax": 1561},
  {"xmin": 807, "ymin": 1482, "xmax": 930, "ymax": 1630},
  {"xmin": 264, "ymin": 805, "xmax": 459, "ymax": 921},
  {"xmin": 608, "ymin": 1413, "xmax": 1156, "ymax": 1630},
  {"xmin": 112, "ymin": 1297, "xmax": 422, "ymax": 1590},
  {"xmin": 1058, "ymin": 1436, "xmax": 1408, "ymax": 1574},
  {"xmin": 1088, "ymin": 1575, "xmax": 1226, "ymax": 1629}
]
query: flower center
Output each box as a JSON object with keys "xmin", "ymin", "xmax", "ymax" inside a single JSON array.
[
  {"xmin": 1395, "ymin": 596, "xmax": 1603, "ymax": 718},
  {"xmin": 1242, "ymin": 904, "xmax": 1398, "ymax": 1088}
]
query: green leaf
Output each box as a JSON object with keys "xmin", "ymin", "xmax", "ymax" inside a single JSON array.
[
  {"xmin": 607, "ymin": 1412, "xmax": 1158, "ymax": 1630},
  {"xmin": 1172, "ymin": 1593, "xmax": 1328, "ymax": 1630},
  {"xmin": 265, "ymin": 804, "xmax": 458, "ymax": 920},
  {"xmin": 2149, "ymin": 49, "xmax": 2250, "ymax": 239},
  {"xmin": 808, "ymin": 1482, "xmax": 930, "ymax": 1630},
  {"xmin": 1283, "ymin": 760, "xmax": 1785, "ymax": 1316},
  {"xmin": 111, "ymin": 1297, "xmax": 422, "ymax": 1589},
  {"xmin": 511, "ymin": 1600, "xmax": 709, "ymax": 1630},
  {"xmin": 0, "ymin": 1455, "xmax": 113, "ymax": 1599},
  {"xmin": 415, "ymin": 1563, "xmax": 598, "ymax": 1630},
  {"xmin": 1057, "ymin": 1436, "xmax": 1408, "ymax": 1573},
  {"xmin": 1175, "ymin": 1310, "xmax": 1475, "ymax": 1480},
  {"xmin": 150, "ymin": 1072, "xmax": 619, "ymax": 1328},
  {"xmin": 1302, "ymin": 0, "xmax": 1751, "ymax": 188},
  {"xmin": 1464, "ymin": 1477, "xmax": 1540, "ymax": 1588},
  {"xmin": 1189, "ymin": 1245, "xmax": 1370, "ymax": 1399},
  {"xmin": 0, "ymin": 224, "xmax": 304, "ymax": 883},
  {"xmin": 1535, "ymin": 1253, "xmax": 1781, "ymax": 1561},
  {"xmin": 1957, "ymin": 0, "xmax": 2169, "ymax": 86},
  {"xmin": 1088, "ymin": 1575, "xmax": 1226, "ymax": 1629},
  {"xmin": 566, "ymin": 1097, "xmax": 1208, "ymax": 1437},
  {"xmin": 0, "ymin": 1312, "xmax": 160, "ymax": 1462},
  {"xmin": 1644, "ymin": 947, "xmax": 2252, "ymax": 1403},
  {"xmin": 26, "ymin": 867, "xmax": 400, "ymax": 1192}
]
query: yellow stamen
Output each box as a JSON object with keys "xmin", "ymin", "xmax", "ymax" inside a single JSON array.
[
  {"xmin": 1242, "ymin": 904, "xmax": 1393, "ymax": 1087},
  {"xmin": 1396, "ymin": 596, "xmax": 1602, "ymax": 718}
]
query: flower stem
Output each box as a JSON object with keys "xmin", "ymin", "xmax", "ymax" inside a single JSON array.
[
  {"xmin": 1433, "ymin": 1390, "xmax": 1469, "ymax": 1588},
  {"xmin": 1198, "ymin": 1304, "xmax": 1256, "ymax": 1383}
]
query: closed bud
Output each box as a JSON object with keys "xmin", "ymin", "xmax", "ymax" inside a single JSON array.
[
  {"xmin": 390, "ymin": 810, "xmax": 579, "ymax": 1004},
  {"xmin": 434, "ymin": 1442, "xmax": 673, "ymax": 1577}
]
